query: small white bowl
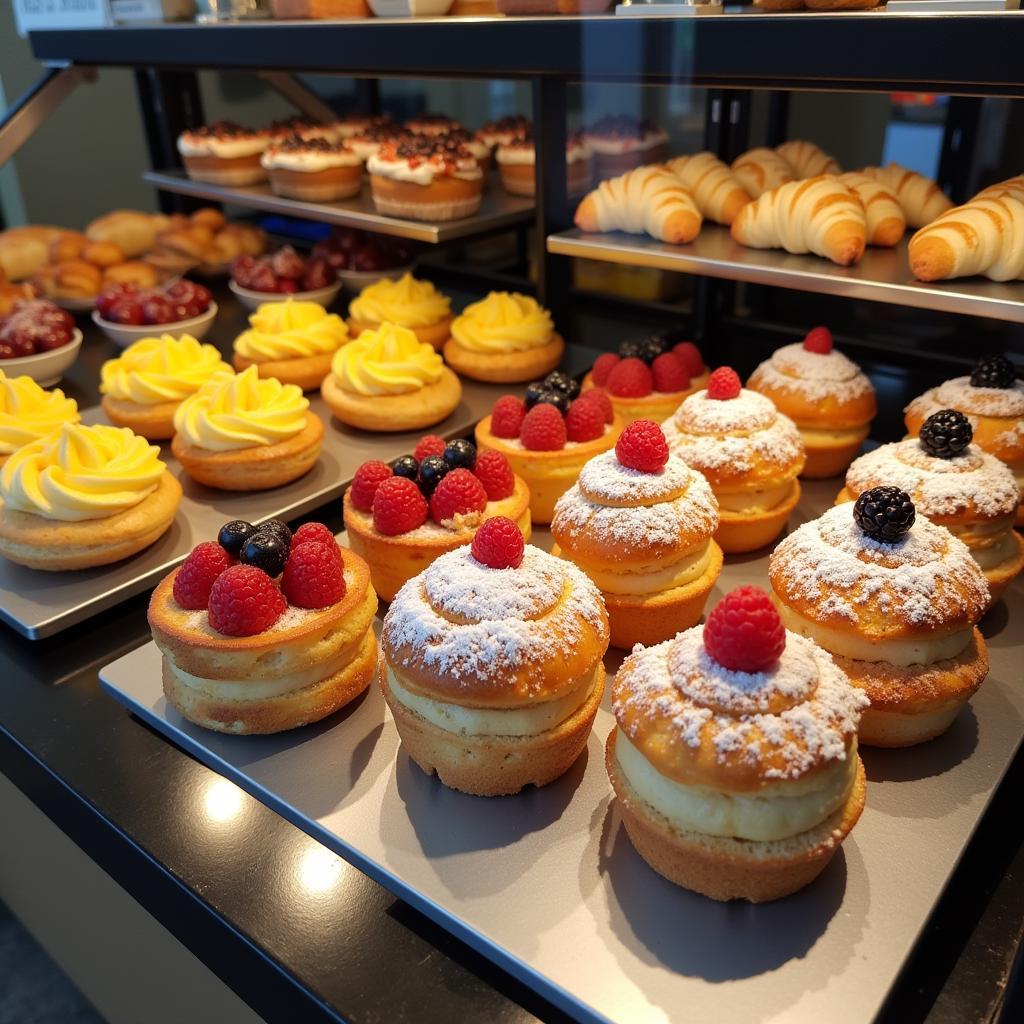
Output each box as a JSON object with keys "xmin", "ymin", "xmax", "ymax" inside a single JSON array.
[
  {"xmin": 56, "ymin": 295, "xmax": 97, "ymax": 313},
  {"xmin": 0, "ymin": 329, "xmax": 83, "ymax": 387},
  {"xmin": 91, "ymin": 302, "xmax": 218, "ymax": 350},
  {"xmin": 229, "ymin": 279, "xmax": 342, "ymax": 312},
  {"xmin": 336, "ymin": 265, "xmax": 414, "ymax": 294}
]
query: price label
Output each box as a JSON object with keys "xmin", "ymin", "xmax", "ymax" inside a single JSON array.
[{"xmin": 13, "ymin": 0, "xmax": 114, "ymax": 36}]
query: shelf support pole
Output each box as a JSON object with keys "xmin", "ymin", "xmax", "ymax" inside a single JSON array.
[
  {"xmin": 533, "ymin": 77, "xmax": 570, "ymax": 329},
  {"xmin": 258, "ymin": 72, "xmax": 340, "ymax": 123}
]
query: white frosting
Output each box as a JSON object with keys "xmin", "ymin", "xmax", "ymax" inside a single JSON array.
[
  {"xmin": 586, "ymin": 129, "xmax": 668, "ymax": 155},
  {"xmin": 261, "ymin": 146, "xmax": 362, "ymax": 172},
  {"xmin": 906, "ymin": 375, "xmax": 1024, "ymax": 422},
  {"xmin": 177, "ymin": 133, "xmax": 269, "ymax": 159},
  {"xmin": 367, "ymin": 153, "xmax": 482, "ymax": 184}
]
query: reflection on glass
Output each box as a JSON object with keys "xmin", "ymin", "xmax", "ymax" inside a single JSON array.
[
  {"xmin": 203, "ymin": 778, "xmax": 245, "ymax": 823},
  {"xmin": 298, "ymin": 845, "xmax": 343, "ymax": 895}
]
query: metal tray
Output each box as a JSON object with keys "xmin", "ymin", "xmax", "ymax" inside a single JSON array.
[{"xmin": 99, "ymin": 481, "xmax": 1024, "ymax": 1024}]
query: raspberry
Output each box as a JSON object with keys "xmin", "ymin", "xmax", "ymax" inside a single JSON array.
[
  {"xmin": 292, "ymin": 522, "xmax": 336, "ymax": 549},
  {"xmin": 652, "ymin": 352, "xmax": 691, "ymax": 393},
  {"xmin": 579, "ymin": 388, "xmax": 614, "ymax": 424},
  {"xmin": 207, "ymin": 565, "xmax": 285, "ymax": 637},
  {"xmin": 173, "ymin": 541, "xmax": 232, "ymax": 610},
  {"xmin": 414, "ymin": 435, "xmax": 446, "ymax": 461},
  {"xmin": 429, "ymin": 468, "xmax": 487, "ymax": 524},
  {"xmin": 372, "ymin": 477, "xmax": 428, "ymax": 536},
  {"xmin": 591, "ymin": 352, "xmax": 621, "ymax": 387},
  {"xmin": 520, "ymin": 403, "xmax": 567, "ymax": 451},
  {"xmin": 473, "ymin": 449, "xmax": 515, "ymax": 501},
  {"xmin": 565, "ymin": 397, "xmax": 605, "ymax": 442},
  {"xmin": 471, "ymin": 516, "xmax": 524, "ymax": 569},
  {"xmin": 351, "ymin": 460, "xmax": 392, "ymax": 512},
  {"xmin": 282, "ymin": 541, "xmax": 347, "ymax": 609},
  {"xmin": 672, "ymin": 341, "xmax": 704, "ymax": 377},
  {"xmin": 615, "ymin": 419, "xmax": 669, "ymax": 473},
  {"xmin": 490, "ymin": 395, "xmax": 526, "ymax": 439},
  {"xmin": 706, "ymin": 366, "xmax": 741, "ymax": 400},
  {"xmin": 606, "ymin": 357, "xmax": 653, "ymax": 398},
  {"xmin": 803, "ymin": 326, "xmax": 833, "ymax": 354},
  {"xmin": 703, "ymin": 586, "xmax": 786, "ymax": 673}
]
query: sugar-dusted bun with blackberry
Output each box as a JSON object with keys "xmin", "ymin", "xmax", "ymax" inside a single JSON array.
[
  {"xmin": 662, "ymin": 367, "xmax": 805, "ymax": 552},
  {"xmin": 381, "ymin": 518, "xmax": 609, "ymax": 796},
  {"xmin": 769, "ymin": 492, "xmax": 990, "ymax": 747},
  {"xmin": 261, "ymin": 134, "xmax": 363, "ymax": 202},
  {"xmin": 608, "ymin": 585, "xmax": 867, "ymax": 902},
  {"xmin": 176, "ymin": 121, "xmax": 271, "ymax": 187},
  {"xmin": 551, "ymin": 420, "xmax": 722, "ymax": 648},
  {"xmin": 747, "ymin": 326, "xmax": 876, "ymax": 478}
]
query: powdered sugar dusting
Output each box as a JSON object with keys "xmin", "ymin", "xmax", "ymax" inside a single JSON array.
[
  {"xmin": 751, "ymin": 342, "xmax": 874, "ymax": 403},
  {"xmin": 673, "ymin": 388, "xmax": 777, "ymax": 433},
  {"xmin": 907, "ymin": 376, "xmax": 1024, "ymax": 421},
  {"xmin": 578, "ymin": 449, "xmax": 693, "ymax": 504}
]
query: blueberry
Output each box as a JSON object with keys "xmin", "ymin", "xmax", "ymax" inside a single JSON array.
[
  {"xmin": 217, "ymin": 520, "xmax": 256, "ymax": 559},
  {"xmin": 444, "ymin": 439, "xmax": 476, "ymax": 470},
  {"xmin": 256, "ymin": 519, "xmax": 292, "ymax": 550},
  {"xmin": 417, "ymin": 455, "xmax": 450, "ymax": 497},
  {"xmin": 533, "ymin": 389, "xmax": 570, "ymax": 415},
  {"xmin": 638, "ymin": 336, "xmax": 667, "ymax": 364},
  {"xmin": 240, "ymin": 533, "xmax": 289, "ymax": 577},
  {"xmin": 524, "ymin": 381, "xmax": 549, "ymax": 409},
  {"xmin": 393, "ymin": 454, "xmax": 419, "ymax": 481},
  {"xmin": 544, "ymin": 371, "xmax": 580, "ymax": 400}
]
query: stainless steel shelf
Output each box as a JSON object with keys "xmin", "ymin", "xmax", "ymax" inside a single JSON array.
[
  {"xmin": 547, "ymin": 226, "xmax": 1024, "ymax": 324},
  {"xmin": 144, "ymin": 170, "xmax": 534, "ymax": 245}
]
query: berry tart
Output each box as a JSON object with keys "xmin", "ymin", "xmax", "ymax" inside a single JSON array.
[
  {"xmin": 551, "ymin": 421, "xmax": 722, "ymax": 648},
  {"xmin": 495, "ymin": 130, "xmax": 593, "ymax": 198},
  {"xmin": 838, "ymin": 410, "xmax": 1023, "ymax": 604},
  {"xmin": 261, "ymin": 134, "xmax": 363, "ymax": 202},
  {"xmin": 662, "ymin": 368, "xmax": 805, "ymax": 553},
  {"xmin": 0, "ymin": 423, "xmax": 181, "ymax": 570},
  {"xmin": 584, "ymin": 115, "xmax": 670, "ymax": 179},
  {"xmin": 474, "ymin": 378, "xmax": 622, "ymax": 524},
  {"xmin": 403, "ymin": 113, "xmax": 462, "ymax": 138},
  {"xmin": 380, "ymin": 517, "xmax": 609, "ymax": 796},
  {"xmin": 444, "ymin": 291, "xmax": 564, "ymax": 384},
  {"xmin": 477, "ymin": 115, "xmax": 531, "ymax": 151},
  {"xmin": 905, "ymin": 355, "xmax": 1024, "ymax": 524},
  {"xmin": 149, "ymin": 519, "xmax": 377, "ymax": 735},
  {"xmin": 368, "ymin": 137, "xmax": 483, "ymax": 222},
  {"xmin": 770, "ymin": 493, "xmax": 990, "ymax": 748},
  {"xmin": 608, "ymin": 585, "xmax": 867, "ymax": 902},
  {"xmin": 343, "ymin": 436, "xmax": 531, "ymax": 601},
  {"xmin": 0, "ymin": 368, "xmax": 79, "ymax": 466},
  {"xmin": 747, "ymin": 327, "xmax": 877, "ymax": 479},
  {"xmin": 176, "ymin": 121, "xmax": 271, "ymax": 187},
  {"xmin": 347, "ymin": 273, "xmax": 452, "ymax": 351}
]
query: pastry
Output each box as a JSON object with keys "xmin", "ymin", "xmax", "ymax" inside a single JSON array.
[
  {"xmin": 0, "ymin": 369, "xmax": 79, "ymax": 466},
  {"xmin": 444, "ymin": 291, "xmax": 563, "ymax": 384},
  {"xmin": 148, "ymin": 216, "xmax": 266, "ymax": 277},
  {"xmin": 608, "ymin": 585, "xmax": 867, "ymax": 902},
  {"xmin": 380, "ymin": 517, "xmax": 609, "ymax": 796},
  {"xmin": 0, "ymin": 276, "xmax": 35, "ymax": 317},
  {"xmin": 861, "ymin": 163, "xmax": 953, "ymax": 229},
  {"xmin": 32, "ymin": 260, "xmax": 104, "ymax": 301},
  {"xmin": 233, "ymin": 298, "xmax": 349, "ymax": 392},
  {"xmin": 48, "ymin": 231, "xmax": 89, "ymax": 264},
  {"xmin": 347, "ymin": 273, "xmax": 452, "ymax": 351},
  {"xmin": 437, "ymin": 128, "xmax": 492, "ymax": 173},
  {"xmin": 331, "ymin": 113, "xmax": 376, "ymax": 140},
  {"xmin": 746, "ymin": 326, "xmax": 876, "ymax": 478},
  {"xmin": 262, "ymin": 134, "xmax": 363, "ymax": 201},
  {"xmin": 403, "ymin": 113, "xmax": 462, "ymax": 138},
  {"xmin": 0, "ymin": 422, "xmax": 181, "ymax": 570},
  {"xmin": 101, "ymin": 261, "xmax": 161, "ymax": 289},
  {"xmin": 662, "ymin": 367, "xmax": 805, "ymax": 553},
  {"xmin": 86, "ymin": 210, "xmax": 170, "ymax": 257},
  {"xmin": 730, "ymin": 148, "xmax": 794, "ymax": 199},
  {"xmin": 265, "ymin": 115, "xmax": 337, "ymax": 141},
  {"xmin": 343, "ymin": 435, "xmax": 532, "ymax": 601},
  {"xmin": 839, "ymin": 410, "xmax": 1023, "ymax": 603},
  {"xmin": 776, "ymin": 140, "xmax": 841, "ymax": 179},
  {"xmin": 0, "ymin": 226, "xmax": 64, "ymax": 282},
  {"xmin": 770, "ymin": 492, "xmax": 990, "ymax": 747},
  {"xmin": 101, "ymin": 334, "xmax": 234, "ymax": 440},
  {"xmin": 838, "ymin": 172, "xmax": 906, "ymax": 247},
  {"xmin": 368, "ymin": 137, "xmax": 484, "ymax": 222},
  {"xmin": 346, "ymin": 118, "xmax": 409, "ymax": 162},
  {"xmin": 496, "ymin": 130, "xmax": 593, "ymax": 198},
  {"xmin": 150, "ymin": 519, "xmax": 377, "ymax": 734},
  {"xmin": 584, "ymin": 116, "xmax": 669, "ymax": 178},
  {"xmin": 321, "ymin": 322, "xmax": 461, "ymax": 432},
  {"xmin": 976, "ymin": 174, "xmax": 1024, "ymax": 203},
  {"xmin": 477, "ymin": 115, "xmax": 531, "ymax": 150},
  {"xmin": 177, "ymin": 122, "xmax": 271, "ymax": 186},
  {"xmin": 664, "ymin": 152, "xmax": 752, "ymax": 226},
  {"xmin": 551, "ymin": 420, "xmax": 722, "ymax": 648}
]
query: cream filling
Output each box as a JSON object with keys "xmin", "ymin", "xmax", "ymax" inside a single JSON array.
[
  {"xmin": 969, "ymin": 528, "xmax": 1019, "ymax": 570},
  {"xmin": 615, "ymin": 729, "xmax": 856, "ymax": 842},
  {"xmin": 717, "ymin": 480, "xmax": 793, "ymax": 515},
  {"xmin": 573, "ymin": 540, "xmax": 712, "ymax": 597},
  {"xmin": 799, "ymin": 425, "xmax": 867, "ymax": 445}
]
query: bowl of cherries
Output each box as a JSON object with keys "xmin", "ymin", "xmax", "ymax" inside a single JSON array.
[
  {"xmin": 0, "ymin": 299, "xmax": 83, "ymax": 386},
  {"xmin": 91, "ymin": 279, "xmax": 217, "ymax": 349},
  {"xmin": 229, "ymin": 246, "xmax": 341, "ymax": 311},
  {"xmin": 311, "ymin": 228, "xmax": 414, "ymax": 292}
]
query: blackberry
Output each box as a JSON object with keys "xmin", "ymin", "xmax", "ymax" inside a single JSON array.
[
  {"xmin": 444, "ymin": 439, "xmax": 477, "ymax": 470},
  {"xmin": 618, "ymin": 340, "xmax": 643, "ymax": 360},
  {"xmin": 393, "ymin": 455, "xmax": 419, "ymax": 481},
  {"xmin": 240, "ymin": 533, "xmax": 289, "ymax": 577},
  {"xmin": 255, "ymin": 519, "xmax": 292, "ymax": 550},
  {"xmin": 853, "ymin": 486, "xmax": 916, "ymax": 543},
  {"xmin": 919, "ymin": 409, "xmax": 972, "ymax": 459},
  {"xmin": 543, "ymin": 371, "xmax": 580, "ymax": 400},
  {"xmin": 217, "ymin": 520, "xmax": 256, "ymax": 559},
  {"xmin": 638, "ymin": 336, "xmax": 667, "ymax": 364},
  {"xmin": 532, "ymin": 389, "xmax": 570, "ymax": 415},
  {"xmin": 969, "ymin": 354, "xmax": 1017, "ymax": 390},
  {"xmin": 417, "ymin": 455, "xmax": 449, "ymax": 497},
  {"xmin": 524, "ymin": 381, "xmax": 549, "ymax": 409}
]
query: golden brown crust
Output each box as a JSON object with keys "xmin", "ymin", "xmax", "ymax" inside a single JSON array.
[
  {"xmin": 800, "ymin": 432, "xmax": 870, "ymax": 480},
  {"xmin": 233, "ymin": 350, "xmax": 337, "ymax": 393},
  {"xmin": 268, "ymin": 165, "xmax": 362, "ymax": 202},
  {"xmin": 321, "ymin": 367, "xmax": 462, "ymax": 432},
  {"xmin": 905, "ymin": 385, "xmax": 1024, "ymax": 465},
  {"xmin": 443, "ymin": 333, "xmax": 565, "ymax": 384},
  {"xmin": 369, "ymin": 174, "xmax": 483, "ymax": 222},
  {"xmin": 101, "ymin": 395, "xmax": 181, "ymax": 440},
  {"xmin": 746, "ymin": 368, "xmax": 876, "ymax": 431},
  {"xmin": 581, "ymin": 370, "xmax": 703, "ymax": 428},
  {"xmin": 715, "ymin": 480, "xmax": 801, "ymax": 554},
  {"xmin": 348, "ymin": 314, "xmax": 452, "ymax": 353}
]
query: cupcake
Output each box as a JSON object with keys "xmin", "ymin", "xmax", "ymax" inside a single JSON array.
[
  {"xmin": 477, "ymin": 115, "xmax": 531, "ymax": 151},
  {"xmin": 608, "ymin": 585, "xmax": 867, "ymax": 902},
  {"xmin": 0, "ymin": 369, "xmax": 80, "ymax": 467},
  {"xmin": 0, "ymin": 423, "xmax": 181, "ymax": 570},
  {"xmin": 176, "ymin": 121, "xmax": 271, "ymax": 186},
  {"xmin": 261, "ymin": 134, "xmax": 363, "ymax": 202},
  {"xmin": 233, "ymin": 298, "xmax": 350, "ymax": 392},
  {"xmin": 770, "ymin": 493, "xmax": 990, "ymax": 747},
  {"xmin": 265, "ymin": 115, "xmax": 338, "ymax": 141},
  {"xmin": 584, "ymin": 115, "xmax": 670, "ymax": 179},
  {"xmin": 438, "ymin": 128, "xmax": 493, "ymax": 174},
  {"xmin": 347, "ymin": 118, "xmax": 409, "ymax": 163},
  {"xmin": 663, "ymin": 368, "xmax": 805, "ymax": 553},
  {"xmin": 347, "ymin": 273, "xmax": 452, "ymax": 351},
  {"xmin": 551, "ymin": 420, "xmax": 722, "ymax": 649},
  {"xmin": 444, "ymin": 291, "xmax": 564, "ymax": 384},
  {"xmin": 320, "ymin": 322, "xmax": 461, "ymax": 432},
  {"xmin": 380, "ymin": 518, "xmax": 609, "ymax": 796},
  {"xmin": 495, "ymin": 130, "xmax": 593, "ymax": 198},
  {"xmin": 331, "ymin": 113, "xmax": 376, "ymax": 140},
  {"xmin": 747, "ymin": 327, "xmax": 876, "ymax": 479},
  {"xmin": 403, "ymin": 113, "xmax": 462, "ymax": 138},
  {"xmin": 100, "ymin": 334, "xmax": 234, "ymax": 440}
]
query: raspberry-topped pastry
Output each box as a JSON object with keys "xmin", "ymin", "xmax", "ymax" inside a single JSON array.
[
  {"xmin": 663, "ymin": 368, "xmax": 805, "ymax": 552},
  {"xmin": 770, "ymin": 493, "xmax": 990, "ymax": 747},
  {"xmin": 608, "ymin": 585, "xmax": 868, "ymax": 902},
  {"xmin": 495, "ymin": 129, "xmax": 593, "ymax": 198},
  {"xmin": 261, "ymin": 134, "xmax": 363, "ymax": 202},
  {"xmin": 584, "ymin": 115, "xmax": 670, "ymax": 179},
  {"xmin": 343, "ymin": 436, "xmax": 531, "ymax": 601},
  {"xmin": 747, "ymin": 326, "xmax": 876, "ymax": 479},
  {"xmin": 149, "ymin": 519, "xmax": 377, "ymax": 735},
  {"xmin": 381, "ymin": 518, "xmax": 609, "ymax": 796},
  {"xmin": 177, "ymin": 121, "xmax": 272, "ymax": 187},
  {"xmin": 551, "ymin": 420, "xmax": 722, "ymax": 648}
]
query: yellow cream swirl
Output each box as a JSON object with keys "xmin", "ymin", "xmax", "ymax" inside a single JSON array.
[
  {"xmin": 234, "ymin": 299, "xmax": 349, "ymax": 363},
  {"xmin": 0, "ymin": 370, "xmax": 80, "ymax": 455},
  {"xmin": 450, "ymin": 291, "xmax": 554, "ymax": 353},
  {"xmin": 1, "ymin": 422, "xmax": 165, "ymax": 522},
  {"xmin": 348, "ymin": 273, "xmax": 451, "ymax": 329},
  {"xmin": 100, "ymin": 335, "xmax": 233, "ymax": 406},
  {"xmin": 331, "ymin": 323, "xmax": 444, "ymax": 396},
  {"xmin": 173, "ymin": 365, "xmax": 309, "ymax": 452}
]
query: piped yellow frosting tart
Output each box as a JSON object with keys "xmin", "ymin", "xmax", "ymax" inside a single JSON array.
[
  {"xmin": 0, "ymin": 369, "xmax": 80, "ymax": 466},
  {"xmin": 348, "ymin": 273, "xmax": 452, "ymax": 351}
]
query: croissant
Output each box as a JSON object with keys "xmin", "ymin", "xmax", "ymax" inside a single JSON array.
[
  {"xmin": 730, "ymin": 175, "xmax": 867, "ymax": 266},
  {"xmin": 861, "ymin": 163, "xmax": 953, "ymax": 229},
  {"xmin": 663, "ymin": 152, "xmax": 752, "ymax": 226},
  {"xmin": 777, "ymin": 140, "xmax": 841, "ymax": 179},
  {"xmin": 574, "ymin": 165, "xmax": 702, "ymax": 244},
  {"xmin": 730, "ymin": 148, "xmax": 794, "ymax": 199},
  {"xmin": 908, "ymin": 194, "xmax": 1024, "ymax": 282},
  {"xmin": 839, "ymin": 172, "xmax": 905, "ymax": 247},
  {"xmin": 975, "ymin": 175, "xmax": 1024, "ymax": 204}
]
